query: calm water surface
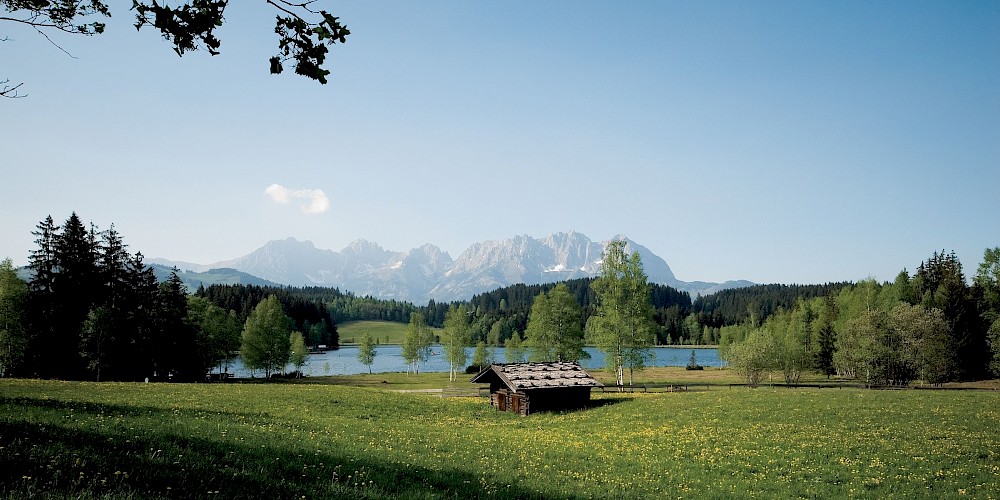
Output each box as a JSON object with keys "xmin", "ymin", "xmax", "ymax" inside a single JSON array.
[{"xmin": 224, "ymin": 346, "xmax": 724, "ymax": 378}]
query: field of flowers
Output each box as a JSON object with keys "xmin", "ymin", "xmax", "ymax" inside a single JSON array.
[{"xmin": 1, "ymin": 379, "xmax": 998, "ymax": 498}]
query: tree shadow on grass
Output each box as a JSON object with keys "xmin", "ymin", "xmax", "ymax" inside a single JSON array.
[
  {"xmin": 0, "ymin": 397, "xmax": 573, "ymax": 499},
  {"xmin": 583, "ymin": 396, "xmax": 629, "ymax": 409}
]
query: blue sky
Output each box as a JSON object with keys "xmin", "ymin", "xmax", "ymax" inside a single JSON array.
[{"xmin": 2, "ymin": 1, "xmax": 997, "ymax": 285}]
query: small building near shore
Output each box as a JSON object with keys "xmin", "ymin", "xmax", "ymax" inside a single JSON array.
[{"xmin": 470, "ymin": 362, "xmax": 603, "ymax": 415}]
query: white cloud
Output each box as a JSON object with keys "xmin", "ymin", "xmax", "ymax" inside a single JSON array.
[
  {"xmin": 265, "ymin": 184, "xmax": 292, "ymax": 204},
  {"xmin": 264, "ymin": 184, "xmax": 330, "ymax": 215}
]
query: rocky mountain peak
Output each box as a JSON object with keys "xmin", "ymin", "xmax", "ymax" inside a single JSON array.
[{"xmin": 154, "ymin": 232, "xmax": 750, "ymax": 303}]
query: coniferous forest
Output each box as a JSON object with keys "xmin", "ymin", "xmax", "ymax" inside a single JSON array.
[{"xmin": 0, "ymin": 213, "xmax": 338, "ymax": 381}]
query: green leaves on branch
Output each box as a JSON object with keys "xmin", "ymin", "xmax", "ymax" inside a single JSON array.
[
  {"xmin": 132, "ymin": 0, "xmax": 225, "ymax": 56},
  {"xmin": 128, "ymin": 1, "xmax": 349, "ymax": 82},
  {"xmin": 270, "ymin": 10, "xmax": 349, "ymax": 84},
  {"xmin": 2, "ymin": 0, "xmax": 110, "ymax": 35}
]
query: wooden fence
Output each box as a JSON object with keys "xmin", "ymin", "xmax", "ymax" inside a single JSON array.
[
  {"xmin": 440, "ymin": 387, "xmax": 490, "ymax": 398},
  {"xmin": 600, "ymin": 384, "xmax": 713, "ymax": 393}
]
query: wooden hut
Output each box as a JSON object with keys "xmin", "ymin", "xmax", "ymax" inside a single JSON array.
[{"xmin": 470, "ymin": 362, "xmax": 604, "ymax": 415}]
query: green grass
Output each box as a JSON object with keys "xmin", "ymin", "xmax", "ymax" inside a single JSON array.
[
  {"xmin": 338, "ymin": 320, "xmax": 441, "ymax": 345},
  {"xmin": 306, "ymin": 372, "xmax": 479, "ymax": 391},
  {"xmin": 1, "ymin": 379, "xmax": 998, "ymax": 499}
]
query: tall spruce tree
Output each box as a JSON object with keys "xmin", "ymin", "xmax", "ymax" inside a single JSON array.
[
  {"xmin": 25, "ymin": 216, "xmax": 60, "ymax": 377},
  {"xmin": 123, "ymin": 251, "xmax": 160, "ymax": 380},
  {"xmin": 34, "ymin": 213, "xmax": 98, "ymax": 379},
  {"xmin": 813, "ymin": 294, "xmax": 838, "ymax": 377},
  {"xmin": 77, "ymin": 226, "xmax": 132, "ymax": 380},
  {"xmin": 152, "ymin": 270, "xmax": 198, "ymax": 380}
]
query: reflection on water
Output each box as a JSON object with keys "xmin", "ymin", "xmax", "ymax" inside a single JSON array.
[{"xmin": 224, "ymin": 346, "xmax": 724, "ymax": 378}]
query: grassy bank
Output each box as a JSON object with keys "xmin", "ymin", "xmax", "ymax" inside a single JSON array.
[
  {"xmin": 1, "ymin": 379, "xmax": 998, "ymax": 498},
  {"xmin": 320, "ymin": 367, "xmax": 1000, "ymax": 392},
  {"xmin": 338, "ymin": 321, "xmax": 443, "ymax": 345}
]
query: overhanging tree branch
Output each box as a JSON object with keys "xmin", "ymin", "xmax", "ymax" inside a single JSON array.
[
  {"xmin": 2, "ymin": 0, "xmax": 350, "ymax": 98},
  {"xmin": 1, "ymin": 79, "xmax": 26, "ymax": 98},
  {"xmin": 130, "ymin": 0, "xmax": 349, "ymax": 83}
]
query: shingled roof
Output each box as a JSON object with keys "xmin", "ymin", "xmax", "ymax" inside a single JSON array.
[{"xmin": 471, "ymin": 362, "xmax": 604, "ymax": 391}]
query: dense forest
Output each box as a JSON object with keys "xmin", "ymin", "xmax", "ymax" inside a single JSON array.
[
  {"xmin": 196, "ymin": 284, "xmax": 338, "ymax": 347},
  {"xmin": 457, "ymin": 278, "xmax": 693, "ymax": 346},
  {"xmin": 720, "ymin": 251, "xmax": 1000, "ymax": 385},
  {"xmin": 691, "ymin": 283, "xmax": 853, "ymax": 327},
  {"xmin": 414, "ymin": 279, "xmax": 848, "ymax": 347},
  {"xmin": 0, "ymin": 213, "xmax": 340, "ymax": 382}
]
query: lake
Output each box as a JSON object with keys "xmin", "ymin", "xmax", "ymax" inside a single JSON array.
[{"xmin": 223, "ymin": 346, "xmax": 725, "ymax": 378}]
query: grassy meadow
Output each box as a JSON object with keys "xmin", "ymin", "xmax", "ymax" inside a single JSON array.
[
  {"xmin": 1, "ymin": 378, "xmax": 998, "ymax": 499},
  {"xmin": 338, "ymin": 321, "xmax": 441, "ymax": 345}
]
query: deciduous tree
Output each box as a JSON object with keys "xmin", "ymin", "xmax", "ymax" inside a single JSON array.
[
  {"xmin": 188, "ymin": 295, "xmax": 243, "ymax": 377},
  {"xmin": 240, "ymin": 295, "xmax": 292, "ymax": 378},
  {"xmin": 80, "ymin": 306, "xmax": 114, "ymax": 381},
  {"xmin": 774, "ymin": 300, "xmax": 815, "ymax": 384},
  {"xmin": 504, "ymin": 330, "xmax": 525, "ymax": 363},
  {"xmin": 0, "ymin": 258, "xmax": 28, "ymax": 377},
  {"xmin": 289, "ymin": 331, "xmax": 307, "ymax": 377},
  {"xmin": 975, "ymin": 247, "xmax": 1000, "ymax": 376},
  {"xmin": 724, "ymin": 328, "xmax": 777, "ymax": 387},
  {"xmin": 356, "ymin": 332, "xmax": 376, "ymax": 374},
  {"xmin": 524, "ymin": 284, "xmax": 585, "ymax": 362},
  {"xmin": 402, "ymin": 311, "xmax": 433, "ymax": 374},
  {"xmin": 441, "ymin": 304, "xmax": 471, "ymax": 381},
  {"xmin": 471, "ymin": 340, "xmax": 492, "ymax": 371},
  {"xmin": 586, "ymin": 240, "xmax": 656, "ymax": 387},
  {"xmin": 833, "ymin": 309, "xmax": 881, "ymax": 383}
]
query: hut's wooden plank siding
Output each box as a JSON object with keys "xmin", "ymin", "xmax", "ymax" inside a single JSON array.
[{"xmin": 471, "ymin": 362, "xmax": 602, "ymax": 415}]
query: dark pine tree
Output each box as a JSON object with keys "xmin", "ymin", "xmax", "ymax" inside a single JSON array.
[
  {"xmin": 24, "ymin": 215, "xmax": 59, "ymax": 378},
  {"xmin": 81, "ymin": 225, "xmax": 132, "ymax": 380},
  {"xmin": 914, "ymin": 251, "xmax": 988, "ymax": 380},
  {"xmin": 814, "ymin": 294, "xmax": 838, "ymax": 377},
  {"xmin": 151, "ymin": 270, "xmax": 199, "ymax": 380},
  {"xmin": 121, "ymin": 251, "xmax": 160, "ymax": 380}
]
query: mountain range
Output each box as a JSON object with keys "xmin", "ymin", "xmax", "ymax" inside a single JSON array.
[{"xmin": 151, "ymin": 231, "xmax": 753, "ymax": 303}]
